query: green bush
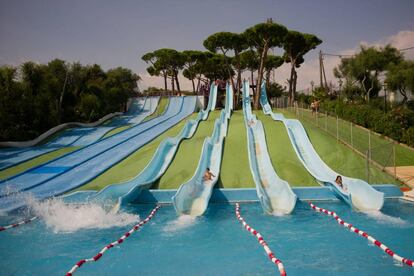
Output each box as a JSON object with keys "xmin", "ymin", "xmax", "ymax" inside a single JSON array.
[
  {"xmin": 319, "ymin": 100, "xmax": 414, "ymax": 146},
  {"xmin": 402, "ymin": 127, "xmax": 414, "ymax": 147}
]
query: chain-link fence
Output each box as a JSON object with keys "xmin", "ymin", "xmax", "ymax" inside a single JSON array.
[{"xmin": 271, "ymin": 98, "xmax": 400, "ymax": 183}]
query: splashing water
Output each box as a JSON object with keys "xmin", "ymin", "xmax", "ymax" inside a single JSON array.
[
  {"xmin": 163, "ymin": 215, "xmax": 197, "ymax": 233},
  {"xmin": 30, "ymin": 198, "xmax": 139, "ymax": 233},
  {"xmin": 364, "ymin": 210, "xmax": 408, "ymax": 227}
]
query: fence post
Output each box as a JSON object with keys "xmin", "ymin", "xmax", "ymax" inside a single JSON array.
[
  {"xmin": 393, "ymin": 142, "xmax": 397, "ymax": 179},
  {"xmin": 368, "ymin": 130, "xmax": 371, "ymax": 161},
  {"xmin": 316, "ymin": 110, "xmax": 318, "ymax": 127},
  {"xmin": 366, "ymin": 150, "xmax": 370, "ymax": 183},
  {"xmin": 336, "ymin": 115, "xmax": 339, "ymax": 141},
  {"xmin": 350, "ymin": 122, "xmax": 353, "ymax": 149}
]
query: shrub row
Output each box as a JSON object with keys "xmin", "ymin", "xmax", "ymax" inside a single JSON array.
[{"xmin": 320, "ymin": 100, "xmax": 414, "ymax": 147}]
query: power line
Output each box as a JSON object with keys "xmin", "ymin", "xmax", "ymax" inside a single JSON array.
[{"xmin": 322, "ymin": 45, "xmax": 414, "ymax": 58}]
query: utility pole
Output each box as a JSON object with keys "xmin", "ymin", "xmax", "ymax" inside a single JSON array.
[{"xmin": 319, "ymin": 50, "xmax": 323, "ymax": 89}]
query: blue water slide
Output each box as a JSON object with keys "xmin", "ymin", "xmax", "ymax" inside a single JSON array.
[
  {"xmin": 243, "ymin": 81, "xmax": 296, "ymax": 214},
  {"xmin": 0, "ymin": 97, "xmax": 159, "ymax": 171},
  {"xmin": 259, "ymin": 82, "xmax": 384, "ymax": 211},
  {"xmin": 62, "ymin": 84, "xmax": 218, "ymax": 208},
  {"xmin": 172, "ymin": 84, "xmax": 232, "ymax": 216},
  {"xmin": 0, "ymin": 97, "xmax": 196, "ymax": 213}
]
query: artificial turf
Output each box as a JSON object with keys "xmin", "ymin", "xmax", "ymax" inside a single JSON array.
[
  {"xmin": 157, "ymin": 111, "xmax": 220, "ymax": 189},
  {"xmin": 78, "ymin": 113, "xmax": 199, "ymax": 191},
  {"xmin": 278, "ymin": 109, "xmax": 400, "ymax": 185},
  {"xmin": 143, "ymin": 97, "xmax": 169, "ymax": 122},
  {"xmin": 0, "ymin": 146, "xmax": 80, "ymax": 180},
  {"xmin": 219, "ymin": 111, "xmax": 255, "ymax": 188},
  {"xmin": 256, "ymin": 112, "xmax": 319, "ymax": 187},
  {"xmin": 292, "ymin": 108, "xmax": 414, "ymax": 166}
]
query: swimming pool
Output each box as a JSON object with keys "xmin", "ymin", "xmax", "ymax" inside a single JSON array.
[{"xmin": 0, "ymin": 199, "xmax": 413, "ymax": 275}]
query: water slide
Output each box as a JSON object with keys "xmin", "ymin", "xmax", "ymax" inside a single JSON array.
[
  {"xmin": 243, "ymin": 81, "xmax": 296, "ymax": 214},
  {"xmin": 63, "ymin": 84, "xmax": 218, "ymax": 209},
  {"xmin": 259, "ymin": 83, "xmax": 384, "ymax": 211},
  {"xmin": 0, "ymin": 96, "xmax": 196, "ymax": 213},
  {"xmin": 172, "ymin": 83, "xmax": 233, "ymax": 216},
  {"xmin": 0, "ymin": 97, "xmax": 159, "ymax": 171}
]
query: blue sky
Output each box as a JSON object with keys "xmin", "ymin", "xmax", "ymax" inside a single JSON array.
[{"xmin": 1, "ymin": 0, "xmax": 413, "ymax": 90}]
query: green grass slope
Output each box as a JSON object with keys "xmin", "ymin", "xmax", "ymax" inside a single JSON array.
[
  {"xmin": 257, "ymin": 112, "xmax": 319, "ymax": 187},
  {"xmin": 157, "ymin": 111, "xmax": 220, "ymax": 189},
  {"xmin": 78, "ymin": 113, "xmax": 198, "ymax": 191},
  {"xmin": 220, "ymin": 111, "xmax": 255, "ymax": 188}
]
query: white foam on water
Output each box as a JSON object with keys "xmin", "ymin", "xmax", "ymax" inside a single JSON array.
[
  {"xmin": 163, "ymin": 215, "xmax": 197, "ymax": 233},
  {"xmin": 30, "ymin": 198, "xmax": 139, "ymax": 233},
  {"xmin": 364, "ymin": 210, "xmax": 408, "ymax": 227}
]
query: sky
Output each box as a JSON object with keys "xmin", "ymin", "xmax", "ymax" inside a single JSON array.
[{"xmin": 1, "ymin": 0, "xmax": 414, "ymax": 91}]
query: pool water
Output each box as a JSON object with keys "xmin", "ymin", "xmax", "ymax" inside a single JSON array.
[{"xmin": 0, "ymin": 200, "xmax": 413, "ymax": 275}]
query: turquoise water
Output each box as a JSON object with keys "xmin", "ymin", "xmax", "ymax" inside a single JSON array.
[{"xmin": 0, "ymin": 200, "xmax": 413, "ymax": 275}]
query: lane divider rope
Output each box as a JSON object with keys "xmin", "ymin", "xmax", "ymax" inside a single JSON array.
[
  {"xmin": 309, "ymin": 202, "xmax": 413, "ymax": 267},
  {"xmin": 0, "ymin": 216, "xmax": 37, "ymax": 231},
  {"xmin": 66, "ymin": 205, "xmax": 161, "ymax": 276},
  {"xmin": 235, "ymin": 203, "xmax": 287, "ymax": 276}
]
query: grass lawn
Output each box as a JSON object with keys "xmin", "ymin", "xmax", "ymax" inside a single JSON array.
[
  {"xmin": 78, "ymin": 113, "xmax": 199, "ymax": 191},
  {"xmin": 157, "ymin": 111, "xmax": 220, "ymax": 189},
  {"xmin": 278, "ymin": 109, "xmax": 400, "ymax": 185},
  {"xmin": 256, "ymin": 112, "xmax": 319, "ymax": 187},
  {"xmin": 219, "ymin": 111, "xmax": 255, "ymax": 188},
  {"xmin": 292, "ymin": 108, "xmax": 414, "ymax": 166},
  {"xmin": 0, "ymin": 147, "xmax": 80, "ymax": 180}
]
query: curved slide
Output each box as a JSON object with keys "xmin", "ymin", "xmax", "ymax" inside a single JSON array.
[
  {"xmin": 243, "ymin": 81, "xmax": 296, "ymax": 214},
  {"xmin": 0, "ymin": 97, "xmax": 159, "ymax": 171},
  {"xmin": 172, "ymin": 83, "xmax": 233, "ymax": 216},
  {"xmin": 63, "ymin": 84, "xmax": 218, "ymax": 208},
  {"xmin": 0, "ymin": 96, "xmax": 196, "ymax": 213},
  {"xmin": 259, "ymin": 83, "xmax": 384, "ymax": 211}
]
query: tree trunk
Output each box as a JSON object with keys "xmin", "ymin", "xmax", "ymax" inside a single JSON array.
[
  {"xmin": 255, "ymin": 43, "xmax": 269, "ymax": 109},
  {"xmin": 196, "ymin": 76, "xmax": 201, "ymax": 93},
  {"xmin": 288, "ymin": 62, "xmax": 295, "ymax": 106},
  {"xmin": 163, "ymin": 73, "xmax": 168, "ymax": 92},
  {"xmin": 191, "ymin": 79, "xmax": 195, "ymax": 93},
  {"xmin": 175, "ymin": 71, "xmax": 181, "ymax": 92},
  {"xmin": 292, "ymin": 69, "xmax": 297, "ymax": 104},
  {"xmin": 220, "ymin": 48, "xmax": 236, "ymax": 92},
  {"xmin": 171, "ymin": 76, "xmax": 175, "ymax": 93},
  {"xmin": 265, "ymin": 69, "xmax": 271, "ymax": 88},
  {"xmin": 400, "ymin": 88, "xmax": 408, "ymax": 104},
  {"xmin": 250, "ymin": 70, "xmax": 255, "ymax": 94}
]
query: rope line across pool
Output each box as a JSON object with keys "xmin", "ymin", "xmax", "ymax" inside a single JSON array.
[
  {"xmin": 309, "ymin": 202, "xmax": 414, "ymax": 268},
  {"xmin": 235, "ymin": 203, "xmax": 287, "ymax": 276},
  {"xmin": 66, "ymin": 205, "xmax": 161, "ymax": 276},
  {"xmin": 0, "ymin": 216, "xmax": 37, "ymax": 231}
]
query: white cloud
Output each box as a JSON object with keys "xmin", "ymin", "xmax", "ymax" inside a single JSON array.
[{"xmin": 139, "ymin": 29, "xmax": 414, "ymax": 92}]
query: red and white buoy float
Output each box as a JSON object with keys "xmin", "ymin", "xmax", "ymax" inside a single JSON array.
[
  {"xmin": 0, "ymin": 216, "xmax": 37, "ymax": 232},
  {"xmin": 235, "ymin": 203, "xmax": 287, "ymax": 276},
  {"xmin": 309, "ymin": 202, "xmax": 413, "ymax": 267},
  {"xmin": 66, "ymin": 205, "xmax": 161, "ymax": 276}
]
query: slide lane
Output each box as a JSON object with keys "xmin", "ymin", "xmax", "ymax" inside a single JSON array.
[
  {"xmin": 172, "ymin": 83, "xmax": 232, "ymax": 216},
  {"xmin": 0, "ymin": 97, "xmax": 195, "ymax": 212},
  {"xmin": 0, "ymin": 97, "xmax": 159, "ymax": 171},
  {"xmin": 243, "ymin": 81, "xmax": 296, "ymax": 214},
  {"xmin": 259, "ymin": 83, "xmax": 384, "ymax": 211},
  {"xmin": 63, "ymin": 84, "xmax": 218, "ymax": 208}
]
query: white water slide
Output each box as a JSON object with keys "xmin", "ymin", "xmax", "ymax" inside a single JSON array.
[
  {"xmin": 259, "ymin": 83, "xmax": 384, "ymax": 211},
  {"xmin": 243, "ymin": 81, "xmax": 296, "ymax": 214}
]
